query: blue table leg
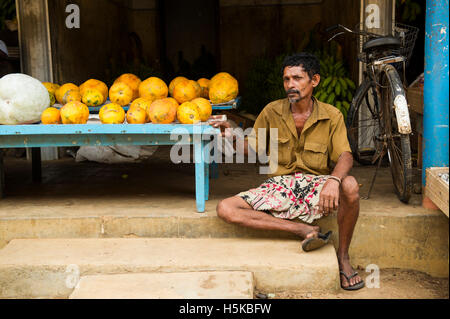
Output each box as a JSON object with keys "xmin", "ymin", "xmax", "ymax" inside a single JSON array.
[
  {"xmin": 194, "ymin": 136, "xmax": 205, "ymax": 213},
  {"xmin": 211, "ymin": 161, "xmax": 219, "ymax": 179},
  {"xmin": 0, "ymin": 149, "xmax": 4, "ymax": 198},
  {"xmin": 205, "ymin": 159, "xmax": 209, "ymax": 201},
  {"xmin": 207, "ymin": 133, "xmax": 219, "ymax": 179}
]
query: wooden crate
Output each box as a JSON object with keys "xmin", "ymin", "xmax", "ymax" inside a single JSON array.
[
  {"xmin": 407, "ymin": 87, "xmax": 424, "ymax": 168},
  {"xmin": 425, "ymin": 167, "xmax": 449, "ymax": 217},
  {"xmin": 407, "ymin": 87, "xmax": 424, "ymax": 115}
]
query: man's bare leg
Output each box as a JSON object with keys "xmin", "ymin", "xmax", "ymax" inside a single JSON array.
[
  {"xmin": 216, "ymin": 196, "xmax": 321, "ymax": 242},
  {"xmin": 217, "ymin": 175, "xmax": 363, "ymax": 289},
  {"xmin": 337, "ymin": 175, "xmax": 363, "ymax": 288}
]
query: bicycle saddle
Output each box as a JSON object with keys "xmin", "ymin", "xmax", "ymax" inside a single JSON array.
[{"xmin": 362, "ymin": 36, "xmax": 401, "ymax": 52}]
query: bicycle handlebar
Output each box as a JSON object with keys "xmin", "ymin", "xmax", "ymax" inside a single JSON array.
[
  {"xmin": 325, "ymin": 24, "xmax": 339, "ymax": 33},
  {"xmin": 325, "ymin": 24, "xmax": 382, "ymax": 42}
]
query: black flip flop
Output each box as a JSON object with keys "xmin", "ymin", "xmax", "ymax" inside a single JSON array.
[
  {"xmin": 301, "ymin": 230, "xmax": 332, "ymax": 252},
  {"xmin": 340, "ymin": 271, "xmax": 365, "ymax": 290}
]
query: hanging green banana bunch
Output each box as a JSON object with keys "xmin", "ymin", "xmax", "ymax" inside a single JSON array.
[{"xmin": 313, "ymin": 53, "xmax": 357, "ymax": 121}]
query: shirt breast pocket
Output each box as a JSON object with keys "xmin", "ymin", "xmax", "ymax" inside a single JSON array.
[
  {"xmin": 275, "ymin": 137, "xmax": 292, "ymax": 164},
  {"xmin": 302, "ymin": 142, "xmax": 328, "ymax": 170}
]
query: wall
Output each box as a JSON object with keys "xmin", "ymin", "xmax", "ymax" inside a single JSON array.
[
  {"xmin": 16, "ymin": 0, "xmax": 52, "ymax": 82},
  {"xmin": 44, "ymin": 0, "xmax": 360, "ymax": 88},
  {"xmin": 47, "ymin": 0, "xmax": 160, "ymax": 85},
  {"xmin": 219, "ymin": 0, "xmax": 361, "ymax": 85},
  {"xmin": 320, "ymin": 0, "xmax": 361, "ymax": 82},
  {"xmin": 161, "ymin": 0, "xmax": 218, "ymax": 80},
  {"xmin": 124, "ymin": 1, "xmax": 160, "ymax": 74}
]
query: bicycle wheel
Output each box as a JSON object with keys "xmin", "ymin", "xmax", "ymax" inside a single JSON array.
[
  {"xmin": 379, "ymin": 72, "xmax": 412, "ymax": 203},
  {"xmin": 346, "ymin": 78, "xmax": 385, "ymax": 165}
]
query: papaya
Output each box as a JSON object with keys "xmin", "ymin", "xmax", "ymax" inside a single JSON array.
[
  {"xmin": 114, "ymin": 73, "xmax": 141, "ymax": 100},
  {"xmin": 99, "ymin": 103, "xmax": 125, "ymax": 124},
  {"xmin": 197, "ymin": 78, "xmax": 210, "ymax": 99},
  {"xmin": 60, "ymin": 101, "xmax": 89, "ymax": 124},
  {"xmin": 177, "ymin": 102, "xmax": 201, "ymax": 124},
  {"xmin": 147, "ymin": 98, "xmax": 177, "ymax": 124},
  {"xmin": 41, "ymin": 107, "xmax": 61, "ymax": 124},
  {"xmin": 139, "ymin": 77, "xmax": 168, "ymax": 101},
  {"xmin": 80, "ymin": 79, "xmax": 108, "ymax": 101},
  {"xmin": 208, "ymin": 74, "xmax": 239, "ymax": 104},
  {"xmin": 56, "ymin": 83, "xmax": 78, "ymax": 104},
  {"xmin": 109, "ymin": 82, "xmax": 133, "ymax": 106},
  {"xmin": 82, "ymin": 88, "xmax": 105, "ymax": 107},
  {"xmin": 173, "ymin": 80, "xmax": 198, "ymax": 104},
  {"xmin": 190, "ymin": 97, "xmax": 212, "ymax": 122},
  {"xmin": 126, "ymin": 106, "xmax": 147, "ymax": 124},
  {"xmin": 169, "ymin": 76, "xmax": 189, "ymax": 97}
]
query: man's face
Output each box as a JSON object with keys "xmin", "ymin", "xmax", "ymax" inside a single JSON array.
[{"xmin": 283, "ymin": 65, "xmax": 319, "ymax": 103}]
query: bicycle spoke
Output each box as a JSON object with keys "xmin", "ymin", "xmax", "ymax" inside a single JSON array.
[
  {"xmin": 346, "ymin": 80, "xmax": 385, "ymax": 166},
  {"xmin": 391, "ymin": 141, "xmax": 404, "ymax": 179},
  {"xmin": 380, "ymin": 71, "xmax": 412, "ymax": 203},
  {"xmin": 343, "ymin": 22, "xmax": 416, "ymax": 203}
]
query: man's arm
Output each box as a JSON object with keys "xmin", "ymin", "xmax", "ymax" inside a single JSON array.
[
  {"xmin": 317, "ymin": 107, "xmax": 354, "ymax": 215},
  {"xmin": 235, "ymin": 136, "xmax": 250, "ymax": 157},
  {"xmin": 318, "ymin": 151, "xmax": 354, "ymax": 216},
  {"xmin": 210, "ymin": 112, "xmax": 267, "ymax": 158},
  {"xmin": 209, "ymin": 117, "xmax": 250, "ymax": 156},
  {"xmin": 330, "ymin": 151, "xmax": 353, "ymax": 180}
]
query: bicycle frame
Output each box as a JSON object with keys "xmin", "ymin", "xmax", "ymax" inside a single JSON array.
[
  {"xmin": 328, "ymin": 23, "xmax": 415, "ymax": 202},
  {"xmin": 326, "ymin": 24, "xmax": 413, "ymax": 136},
  {"xmin": 366, "ymin": 59, "xmax": 412, "ymax": 134}
]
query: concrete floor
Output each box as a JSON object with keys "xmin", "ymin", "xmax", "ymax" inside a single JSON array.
[
  {"xmin": 0, "ymin": 146, "xmax": 448, "ymax": 295},
  {"xmin": 0, "ymin": 145, "xmax": 427, "ymax": 218}
]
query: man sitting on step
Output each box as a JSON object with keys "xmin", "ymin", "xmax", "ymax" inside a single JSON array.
[{"xmin": 210, "ymin": 52, "xmax": 364, "ymax": 291}]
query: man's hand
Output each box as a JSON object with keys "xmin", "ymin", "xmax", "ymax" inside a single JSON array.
[
  {"xmin": 208, "ymin": 115, "xmax": 233, "ymax": 137},
  {"xmin": 318, "ymin": 152, "xmax": 353, "ymax": 216},
  {"xmin": 318, "ymin": 179, "xmax": 340, "ymax": 216}
]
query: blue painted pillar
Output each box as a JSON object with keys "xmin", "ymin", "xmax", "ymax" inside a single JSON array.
[{"xmin": 423, "ymin": 0, "xmax": 449, "ymax": 187}]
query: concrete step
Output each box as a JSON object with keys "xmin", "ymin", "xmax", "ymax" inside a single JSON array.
[
  {"xmin": 1, "ymin": 158, "xmax": 448, "ymax": 278},
  {"xmin": 69, "ymin": 272, "xmax": 254, "ymax": 299},
  {"xmin": 0, "ymin": 237, "xmax": 339, "ymax": 298},
  {"xmin": 1, "ymin": 208, "xmax": 448, "ymax": 279}
]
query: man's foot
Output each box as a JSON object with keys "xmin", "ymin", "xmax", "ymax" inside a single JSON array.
[
  {"xmin": 338, "ymin": 254, "xmax": 364, "ymax": 290},
  {"xmin": 296, "ymin": 225, "xmax": 332, "ymax": 252},
  {"xmin": 295, "ymin": 225, "xmax": 321, "ymax": 240},
  {"xmin": 301, "ymin": 230, "xmax": 332, "ymax": 252}
]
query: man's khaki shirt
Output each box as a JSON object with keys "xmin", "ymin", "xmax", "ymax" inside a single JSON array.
[{"xmin": 248, "ymin": 97, "xmax": 352, "ymax": 177}]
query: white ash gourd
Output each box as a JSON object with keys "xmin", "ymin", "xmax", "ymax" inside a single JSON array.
[{"xmin": 0, "ymin": 73, "xmax": 50, "ymax": 125}]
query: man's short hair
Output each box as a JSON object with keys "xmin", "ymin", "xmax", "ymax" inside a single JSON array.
[{"xmin": 281, "ymin": 52, "xmax": 320, "ymax": 80}]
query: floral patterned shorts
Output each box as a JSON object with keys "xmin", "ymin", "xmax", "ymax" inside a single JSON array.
[{"xmin": 237, "ymin": 172, "xmax": 331, "ymax": 224}]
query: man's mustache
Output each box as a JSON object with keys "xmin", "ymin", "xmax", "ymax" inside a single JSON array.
[{"xmin": 286, "ymin": 89, "xmax": 300, "ymax": 94}]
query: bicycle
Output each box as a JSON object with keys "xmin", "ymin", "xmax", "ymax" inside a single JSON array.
[{"xmin": 325, "ymin": 23, "xmax": 419, "ymax": 203}]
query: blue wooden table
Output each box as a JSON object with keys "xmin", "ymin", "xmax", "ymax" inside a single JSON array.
[{"xmin": 0, "ymin": 123, "xmax": 220, "ymax": 213}]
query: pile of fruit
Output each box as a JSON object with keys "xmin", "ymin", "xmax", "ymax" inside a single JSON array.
[
  {"xmin": 314, "ymin": 55, "xmax": 356, "ymax": 119},
  {"xmin": 40, "ymin": 72, "xmax": 239, "ymax": 125}
]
